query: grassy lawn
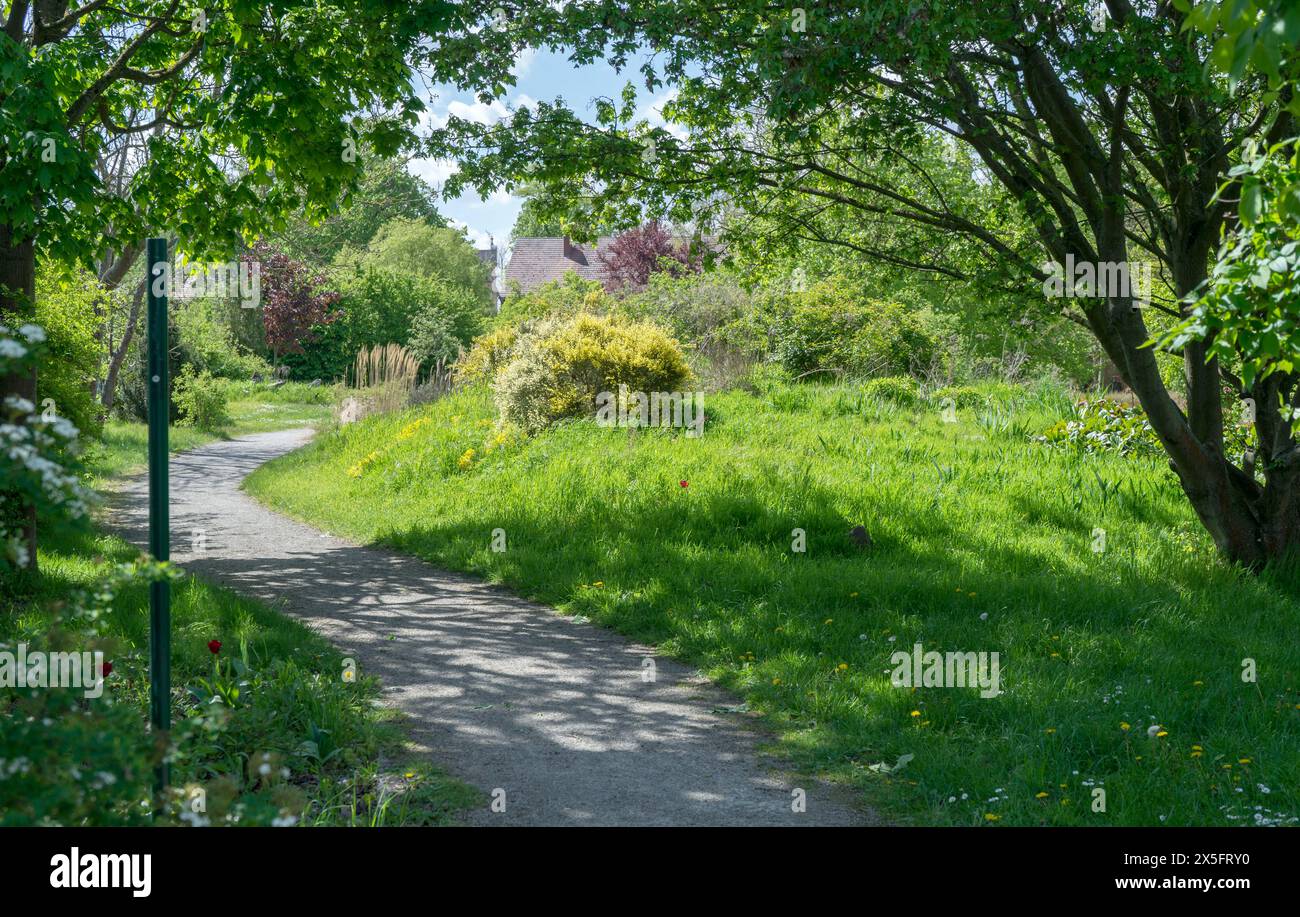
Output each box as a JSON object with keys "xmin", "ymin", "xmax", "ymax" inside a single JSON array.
[
  {"xmin": 245, "ymin": 379, "xmax": 1300, "ymax": 826},
  {"xmin": 86, "ymin": 381, "xmax": 338, "ymax": 485},
  {"xmin": 2, "ymin": 382, "xmax": 480, "ymax": 826}
]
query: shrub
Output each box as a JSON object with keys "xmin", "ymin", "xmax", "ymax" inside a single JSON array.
[
  {"xmin": 456, "ymin": 325, "xmax": 519, "ymax": 384},
  {"xmin": 0, "ymin": 600, "xmax": 155, "ymax": 825},
  {"xmin": 864, "ymin": 375, "xmax": 921, "ymax": 407},
  {"xmin": 290, "ymin": 262, "xmax": 484, "ymax": 381},
  {"xmin": 748, "ymin": 280, "xmax": 940, "ymax": 380},
  {"xmin": 0, "ymin": 322, "xmax": 91, "ymax": 576},
  {"xmin": 174, "ymin": 297, "xmax": 272, "ymax": 380},
  {"xmin": 494, "ymin": 312, "xmax": 691, "ymax": 432},
  {"xmin": 495, "ymin": 273, "xmax": 610, "ymax": 328},
  {"xmin": 621, "ymin": 269, "xmax": 754, "ymax": 347},
  {"xmin": 1035, "ymin": 398, "xmax": 1158, "ymax": 457},
  {"xmin": 406, "ymin": 280, "xmax": 483, "ymax": 367},
  {"xmin": 173, "ymin": 366, "xmax": 232, "ymax": 432},
  {"xmin": 14, "ymin": 264, "xmax": 105, "ymax": 438}
]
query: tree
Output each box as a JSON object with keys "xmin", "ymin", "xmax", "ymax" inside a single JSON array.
[
  {"xmin": 272, "ymin": 154, "xmax": 447, "ymax": 265},
  {"xmin": 599, "ymin": 220, "xmax": 703, "ymax": 291},
  {"xmin": 508, "ymin": 181, "xmax": 612, "ymax": 243},
  {"xmin": 361, "ymin": 218, "xmax": 495, "ymax": 309},
  {"xmin": 254, "ymin": 246, "xmax": 340, "ymax": 366},
  {"xmin": 427, "ymin": 1, "xmax": 1297, "ymax": 566},
  {"xmin": 1, "ymin": 0, "xmax": 449, "ymax": 570}
]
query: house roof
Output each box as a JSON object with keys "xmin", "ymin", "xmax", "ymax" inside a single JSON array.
[{"xmin": 502, "ymin": 236, "xmax": 617, "ymax": 296}]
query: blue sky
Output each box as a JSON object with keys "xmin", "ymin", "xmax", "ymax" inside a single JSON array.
[{"xmin": 411, "ymin": 48, "xmax": 681, "ymax": 253}]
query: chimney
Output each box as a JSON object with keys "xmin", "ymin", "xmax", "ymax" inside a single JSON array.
[{"xmin": 563, "ymin": 235, "xmax": 580, "ymax": 261}]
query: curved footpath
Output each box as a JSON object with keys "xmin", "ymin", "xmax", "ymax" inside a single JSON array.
[{"xmin": 110, "ymin": 428, "xmax": 871, "ymax": 826}]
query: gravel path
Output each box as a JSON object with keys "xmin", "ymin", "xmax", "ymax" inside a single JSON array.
[{"xmin": 109, "ymin": 428, "xmax": 870, "ymax": 826}]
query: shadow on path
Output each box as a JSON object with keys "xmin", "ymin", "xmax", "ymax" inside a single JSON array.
[{"xmin": 108, "ymin": 428, "xmax": 871, "ymax": 826}]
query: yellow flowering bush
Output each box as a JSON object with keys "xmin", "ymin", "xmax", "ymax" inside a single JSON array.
[
  {"xmin": 455, "ymin": 324, "xmax": 519, "ymax": 384},
  {"xmin": 493, "ymin": 312, "xmax": 692, "ymax": 433}
]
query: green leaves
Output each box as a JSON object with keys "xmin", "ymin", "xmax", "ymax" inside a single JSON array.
[
  {"xmin": 1159, "ymin": 139, "xmax": 1300, "ymax": 392},
  {"xmin": 3, "ymin": 2, "xmax": 455, "ymax": 264}
]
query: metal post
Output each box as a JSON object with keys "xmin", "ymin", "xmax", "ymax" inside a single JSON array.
[{"xmin": 146, "ymin": 237, "xmax": 171, "ymax": 800}]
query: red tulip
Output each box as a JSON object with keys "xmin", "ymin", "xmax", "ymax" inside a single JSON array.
[
  {"xmin": 207, "ymin": 640, "xmax": 222, "ymax": 655},
  {"xmin": 680, "ymin": 480, "xmax": 689, "ymax": 488},
  {"xmin": 101, "ymin": 661, "xmax": 113, "ymax": 677}
]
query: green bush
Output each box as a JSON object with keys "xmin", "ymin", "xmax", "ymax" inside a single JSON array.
[
  {"xmin": 286, "ymin": 261, "xmax": 485, "ymax": 381},
  {"xmin": 748, "ymin": 280, "xmax": 941, "ymax": 380},
  {"xmin": 621, "ymin": 269, "xmax": 754, "ymax": 346},
  {"xmin": 864, "ymin": 375, "xmax": 921, "ymax": 406},
  {"xmin": 495, "ymin": 273, "xmax": 610, "ymax": 329},
  {"xmin": 173, "ymin": 366, "xmax": 232, "ymax": 432},
  {"xmin": 10, "ymin": 264, "xmax": 106, "ymax": 438},
  {"xmin": 174, "ymin": 297, "xmax": 271, "ymax": 380},
  {"xmin": 494, "ymin": 312, "xmax": 692, "ymax": 432},
  {"xmin": 0, "ymin": 322, "xmax": 91, "ymax": 577},
  {"xmin": 0, "ymin": 605, "xmax": 155, "ymax": 826}
]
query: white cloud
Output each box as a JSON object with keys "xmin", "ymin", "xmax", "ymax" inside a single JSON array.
[
  {"xmin": 422, "ymin": 96, "xmax": 512, "ymax": 132},
  {"xmin": 448, "ymin": 219, "xmax": 494, "ymax": 250},
  {"xmin": 409, "ymin": 157, "xmax": 459, "ymax": 189},
  {"xmin": 512, "ymin": 47, "xmax": 537, "ymax": 78},
  {"xmin": 447, "ymin": 97, "xmax": 510, "ymax": 126},
  {"xmin": 636, "ymin": 89, "xmax": 688, "ymax": 141}
]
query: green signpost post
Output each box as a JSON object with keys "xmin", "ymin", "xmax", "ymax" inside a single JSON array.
[{"xmin": 146, "ymin": 236, "xmax": 171, "ymax": 800}]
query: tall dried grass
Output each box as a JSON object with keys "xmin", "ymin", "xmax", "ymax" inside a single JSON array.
[{"xmin": 345, "ymin": 343, "xmax": 420, "ymax": 418}]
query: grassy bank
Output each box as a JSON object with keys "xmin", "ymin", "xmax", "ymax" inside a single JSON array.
[
  {"xmin": 2, "ymin": 382, "xmax": 479, "ymax": 826},
  {"xmin": 86, "ymin": 381, "xmax": 339, "ymax": 484},
  {"xmin": 246, "ymin": 379, "xmax": 1300, "ymax": 826}
]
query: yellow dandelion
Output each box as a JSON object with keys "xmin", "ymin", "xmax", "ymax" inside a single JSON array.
[
  {"xmin": 910, "ymin": 710, "xmax": 921, "ymax": 717},
  {"xmin": 984, "ymin": 813, "xmax": 1000, "ymax": 821},
  {"xmin": 772, "ymin": 678, "xmax": 781, "ymax": 686},
  {"xmin": 1035, "ymin": 792, "xmax": 1049, "ymax": 799},
  {"xmin": 1120, "ymin": 722, "xmax": 1131, "ymax": 731},
  {"xmin": 837, "ymin": 663, "xmax": 849, "ymax": 671}
]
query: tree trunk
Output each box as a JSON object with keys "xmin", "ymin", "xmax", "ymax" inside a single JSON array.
[
  {"xmin": 1, "ymin": 224, "xmax": 38, "ymax": 572},
  {"xmin": 1109, "ymin": 250, "xmax": 1290, "ymax": 569},
  {"xmin": 100, "ymin": 276, "xmax": 144, "ymax": 412}
]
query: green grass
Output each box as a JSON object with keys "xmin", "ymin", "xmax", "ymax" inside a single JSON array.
[
  {"xmin": 246, "ymin": 379, "xmax": 1300, "ymax": 826},
  {"xmin": 3, "ymin": 381, "xmax": 479, "ymax": 826},
  {"xmin": 6, "ymin": 528, "xmax": 481, "ymax": 825},
  {"xmin": 85, "ymin": 381, "xmax": 338, "ymax": 485}
]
